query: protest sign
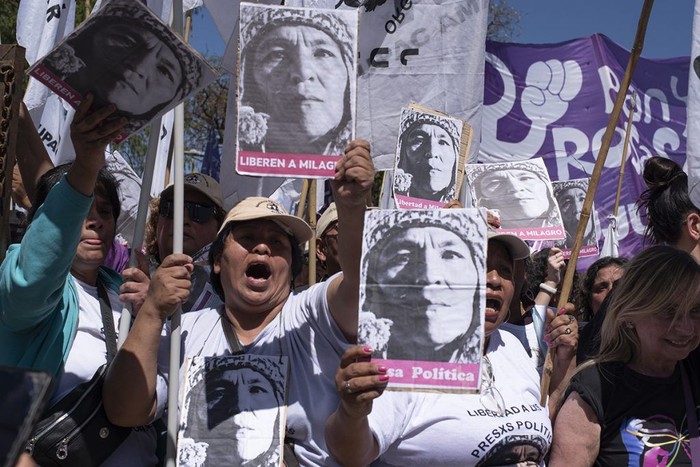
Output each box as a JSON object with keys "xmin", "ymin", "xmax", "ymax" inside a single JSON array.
[
  {"xmin": 467, "ymin": 158, "xmax": 565, "ymax": 241},
  {"xmin": 392, "ymin": 105, "xmax": 470, "ymax": 209},
  {"xmin": 358, "ymin": 209, "xmax": 485, "ymax": 392},
  {"xmin": 178, "ymin": 355, "xmax": 288, "ymax": 467},
  {"xmin": 284, "ymin": 0, "xmax": 487, "ymax": 172},
  {"xmin": 235, "ymin": 4, "xmax": 358, "ymax": 178},
  {"xmin": 552, "ymin": 178, "xmax": 600, "ymax": 258},
  {"xmin": 28, "ymin": 0, "xmax": 218, "ymax": 143}
]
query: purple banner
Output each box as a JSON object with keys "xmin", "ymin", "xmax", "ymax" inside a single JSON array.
[{"xmin": 480, "ymin": 34, "xmax": 688, "ymax": 262}]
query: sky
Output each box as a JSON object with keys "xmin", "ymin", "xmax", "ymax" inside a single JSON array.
[{"xmin": 188, "ymin": 0, "xmax": 695, "ymax": 60}]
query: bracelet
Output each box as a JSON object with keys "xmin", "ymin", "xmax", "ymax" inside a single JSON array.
[{"xmin": 539, "ymin": 283, "xmax": 557, "ymax": 294}]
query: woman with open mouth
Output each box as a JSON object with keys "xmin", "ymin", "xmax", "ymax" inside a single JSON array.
[{"xmin": 104, "ymin": 140, "xmax": 374, "ymax": 466}]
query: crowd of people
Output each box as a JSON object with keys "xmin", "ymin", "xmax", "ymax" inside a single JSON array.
[{"xmin": 4, "ymin": 30, "xmax": 700, "ymax": 467}]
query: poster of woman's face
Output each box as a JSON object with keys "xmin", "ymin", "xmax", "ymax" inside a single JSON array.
[
  {"xmin": 392, "ymin": 107, "xmax": 465, "ymax": 209},
  {"xmin": 28, "ymin": 0, "xmax": 217, "ymax": 142},
  {"xmin": 358, "ymin": 209, "xmax": 486, "ymax": 392},
  {"xmin": 236, "ymin": 4, "xmax": 358, "ymax": 178},
  {"xmin": 552, "ymin": 178, "xmax": 599, "ymax": 256},
  {"xmin": 467, "ymin": 158, "xmax": 565, "ymax": 241},
  {"xmin": 178, "ymin": 355, "xmax": 288, "ymax": 467}
]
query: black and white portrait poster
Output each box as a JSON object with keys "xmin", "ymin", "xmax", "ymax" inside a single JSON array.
[
  {"xmin": 28, "ymin": 0, "xmax": 218, "ymax": 143},
  {"xmin": 236, "ymin": 3, "xmax": 359, "ymax": 179},
  {"xmin": 177, "ymin": 355, "xmax": 289, "ymax": 467},
  {"xmin": 284, "ymin": 0, "xmax": 488, "ymax": 171},
  {"xmin": 552, "ymin": 178, "xmax": 599, "ymax": 258},
  {"xmin": 467, "ymin": 158, "xmax": 565, "ymax": 241},
  {"xmin": 358, "ymin": 209, "xmax": 486, "ymax": 392},
  {"xmin": 392, "ymin": 106, "xmax": 470, "ymax": 209}
]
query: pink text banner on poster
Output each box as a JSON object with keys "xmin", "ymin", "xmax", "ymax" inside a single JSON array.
[
  {"xmin": 373, "ymin": 359, "xmax": 480, "ymax": 392},
  {"xmin": 237, "ymin": 151, "xmax": 341, "ymax": 178}
]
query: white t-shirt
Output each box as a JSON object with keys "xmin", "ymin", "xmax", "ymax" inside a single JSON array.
[
  {"xmin": 159, "ymin": 279, "xmax": 350, "ymax": 466},
  {"xmin": 368, "ymin": 330, "xmax": 552, "ymax": 467},
  {"xmin": 500, "ymin": 321, "xmax": 545, "ymax": 372},
  {"xmin": 57, "ymin": 278, "xmax": 159, "ymax": 467}
]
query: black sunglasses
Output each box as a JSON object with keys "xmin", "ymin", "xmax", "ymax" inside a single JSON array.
[{"xmin": 160, "ymin": 199, "xmax": 218, "ymax": 224}]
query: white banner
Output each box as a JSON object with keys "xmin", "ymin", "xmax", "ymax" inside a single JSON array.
[
  {"xmin": 18, "ymin": 0, "xmax": 77, "ymax": 163},
  {"xmin": 286, "ymin": 0, "xmax": 488, "ymax": 171},
  {"xmin": 687, "ymin": 0, "xmax": 700, "ymax": 207},
  {"xmin": 151, "ymin": 110, "xmax": 176, "ymax": 198}
]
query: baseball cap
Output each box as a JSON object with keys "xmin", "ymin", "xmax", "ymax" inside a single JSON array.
[
  {"xmin": 316, "ymin": 203, "xmax": 338, "ymax": 240},
  {"xmin": 219, "ymin": 197, "xmax": 313, "ymax": 244},
  {"xmin": 160, "ymin": 173, "xmax": 224, "ymax": 211},
  {"xmin": 487, "ymin": 230, "xmax": 530, "ymax": 260}
]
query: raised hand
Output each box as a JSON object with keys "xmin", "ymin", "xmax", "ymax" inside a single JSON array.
[
  {"xmin": 335, "ymin": 345, "xmax": 389, "ymax": 419},
  {"xmin": 332, "ymin": 139, "xmax": 374, "ymax": 208}
]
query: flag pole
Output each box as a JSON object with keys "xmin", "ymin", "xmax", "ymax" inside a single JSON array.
[
  {"xmin": 117, "ymin": 118, "xmax": 163, "ymax": 346},
  {"xmin": 612, "ymin": 90, "xmax": 637, "ymax": 218},
  {"xmin": 166, "ymin": 0, "xmax": 185, "ymax": 465},
  {"xmin": 539, "ymin": 0, "xmax": 655, "ymax": 406}
]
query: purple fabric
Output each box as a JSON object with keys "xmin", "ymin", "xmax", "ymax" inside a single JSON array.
[
  {"xmin": 479, "ymin": 34, "xmax": 689, "ymax": 264},
  {"xmin": 104, "ymin": 239, "xmax": 130, "ymax": 273}
]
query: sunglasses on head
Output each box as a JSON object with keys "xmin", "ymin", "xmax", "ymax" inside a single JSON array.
[{"xmin": 160, "ymin": 199, "xmax": 218, "ymax": 223}]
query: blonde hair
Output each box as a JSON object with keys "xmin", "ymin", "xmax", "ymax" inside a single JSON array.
[
  {"xmin": 597, "ymin": 245, "xmax": 700, "ymax": 365},
  {"xmin": 144, "ymin": 197, "xmax": 161, "ymax": 261}
]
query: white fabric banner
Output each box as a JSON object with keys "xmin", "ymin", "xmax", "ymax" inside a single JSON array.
[
  {"xmin": 151, "ymin": 110, "xmax": 176, "ymax": 198},
  {"xmin": 18, "ymin": 0, "xmax": 76, "ymax": 163},
  {"xmin": 687, "ymin": 0, "xmax": 700, "ymax": 207},
  {"xmin": 106, "ymin": 150, "xmax": 145, "ymax": 245},
  {"xmin": 285, "ymin": 0, "xmax": 488, "ymax": 171}
]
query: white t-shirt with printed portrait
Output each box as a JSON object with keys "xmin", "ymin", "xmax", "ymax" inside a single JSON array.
[{"xmin": 368, "ymin": 330, "xmax": 552, "ymax": 467}]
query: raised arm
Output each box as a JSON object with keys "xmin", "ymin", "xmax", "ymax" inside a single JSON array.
[
  {"xmin": 0, "ymin": 96, "xmax": 125, "ymax": 331},
  {"xmin": 549, "ymin": 391, "xmax": 600, "ymax": 467},
  {"xmin": 16, "ymin": 101, "xmax": 55, "ymax": 200},
  {"xmin": 326, "ymin": 139, "xmax": 375, "ymax": 341},
  {"xmin": 325, "ymin": 345, "xmax": 387, "ymax": 466},
  {"xmin": 103, "ymin": 254, "xmax": 192, "ymax": 426}
]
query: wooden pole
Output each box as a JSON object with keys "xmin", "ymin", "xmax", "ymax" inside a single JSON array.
[
  {"xmin": 539, "ymin": 0, "xmax": 655, "ymax": 406},
  {"xmin": 308, "ymin": 180, "xmax": 318, "ymax": 286},
  {"xmin": 612, "ymin": 91, "xmax": 637, "ymax": 218}
]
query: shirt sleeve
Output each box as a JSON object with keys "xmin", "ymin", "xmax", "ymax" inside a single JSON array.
[
  {"xmin": 566, "ymin": 364, "xmax": 605, "ymax": 424},
  {"xmin": 0, "ymin": 175, "xmax": 93, "ymax": 331}
]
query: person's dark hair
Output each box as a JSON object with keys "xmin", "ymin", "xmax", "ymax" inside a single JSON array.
[
  {"xmin": 522, "ymin": 248, "xmax": 579, "ymax": 307},
  {"xmin": 574, "ymin": 256, "xmax": 628, "ymax": 322},
  {"xmin": 209, "ymin": 222, "xmax": 304, "ymax": 300},
  {"xmin": 638, "ymin": 156, "xmax": 699, "ymax": 246},
  {"xmin": 28, "ymin": 163, "xmax": 121, "ymax": 224}
]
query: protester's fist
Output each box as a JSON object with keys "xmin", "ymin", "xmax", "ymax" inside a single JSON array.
[
  {"xmin": 332, "ymin": 139, "xmax": 374, "ymax": 207},
  {"xmin": 120, "ymin": 267, "xmax": 150, "ymax": 316},
  {"xmin": 71, "ymin": 94, "xmax": 127, "ymax": 169},
  {"xmin": 145, "ymin": 253, "xmax": 193, "ymax": 320}
]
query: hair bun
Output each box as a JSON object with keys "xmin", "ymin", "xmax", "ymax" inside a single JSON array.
[{"xmin": 643, "ymin": 157, "xmax": 685, "ymax": 191}]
